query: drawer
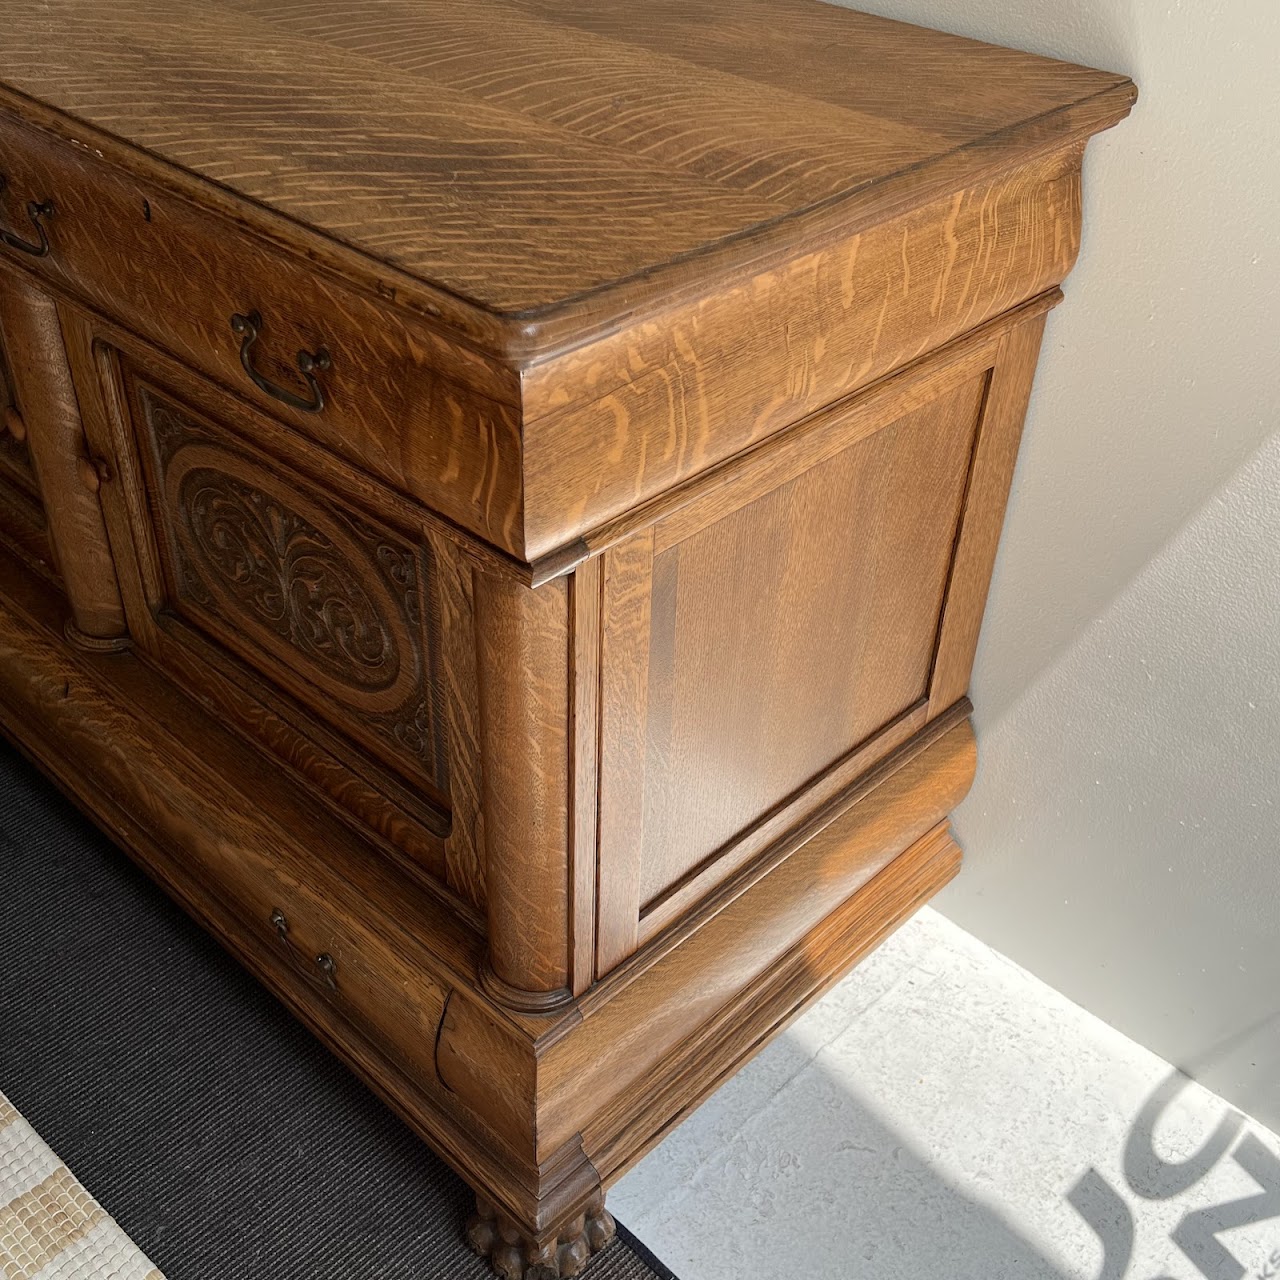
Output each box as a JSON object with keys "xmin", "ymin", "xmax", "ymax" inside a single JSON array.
[
  {"xmin": 197, "ymin": 815, "xmax": 451, "ymax": 1096},
  {"xmin": 0, "ymin": 109, "xmax": 524, "ymax": 554}
]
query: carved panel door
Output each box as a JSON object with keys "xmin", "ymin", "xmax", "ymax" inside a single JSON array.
[{"xmin": 75, "ymin": 323, "xmax": 488, "ymax": 917}]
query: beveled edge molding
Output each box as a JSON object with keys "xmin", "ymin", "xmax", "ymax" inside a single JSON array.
[
  {"xmin": 0, "ymin": 78, "xmax": 1136, "ymax": 363},
  {"xmin": 530, "ymin": 720, "xmax": 977, "ymax": 1162},
  {"xmin": 537, "ymin": 696, "xmax": 974, "ymax": 1050}
]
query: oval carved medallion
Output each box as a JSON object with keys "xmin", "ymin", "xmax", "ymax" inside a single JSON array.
[
  {"xmin": 181, "ymin": 466, "xmax": 398, "ymax": 691},
  {"xmin": 139, "ymin": 385, "xmax": 446, "ymax": 794}
]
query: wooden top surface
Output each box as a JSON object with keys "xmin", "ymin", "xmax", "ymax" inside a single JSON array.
[{"xmin": 0, "ymin": 0, "xmax": 1135, "ymax": 349}]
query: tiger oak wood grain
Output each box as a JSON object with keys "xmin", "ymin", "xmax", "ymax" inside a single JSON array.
[
  {"xmin": 0, "ymin": 6, "xmax": 1133, "ymax": 1273},
  {"xmin": 59, "ymin": 307, "xmax": 490, "ymax": 911},
  {"xmin": 0, "ymin": 281, "xmax": 58, "ymax": 579},
  {"xmin": 0, "ymin": 0, "xmax": 1133, "ymax": 330}
]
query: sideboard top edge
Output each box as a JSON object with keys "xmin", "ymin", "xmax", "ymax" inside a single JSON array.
[{"xmin": 0, "ymin": 0, "xmax": 1136, "ymax": 364}]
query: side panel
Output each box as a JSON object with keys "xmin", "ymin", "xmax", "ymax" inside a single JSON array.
[{"xmin": 594, "ymin": 307, "xmax": 1047, "ymax": 972}]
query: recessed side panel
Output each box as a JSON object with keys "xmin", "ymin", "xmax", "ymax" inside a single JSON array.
[
  {"xmin": 596, "ymin": 369, "xmax": 989, "ymax": 971},
  {"xmin": 639, "ymin": 374, "xmax": 985, "ymax": 905}
]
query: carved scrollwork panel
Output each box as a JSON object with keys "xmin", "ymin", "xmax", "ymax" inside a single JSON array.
[{"xmin": 138, "ymin": 384, "xmax": 448, "ymax": 793}]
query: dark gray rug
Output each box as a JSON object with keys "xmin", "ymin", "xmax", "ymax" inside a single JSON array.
[{"xmin": 0, "ymin": 737, "xmax": 676, "ymax": 1280}]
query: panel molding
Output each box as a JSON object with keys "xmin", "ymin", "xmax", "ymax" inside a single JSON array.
[
  {"xmin": 594, "ymin": 530, "xmax": 655, "ymax": 977},
  {"xmin": 928, "ymin": 312, "xmax": 1050, "ymax": 715}
]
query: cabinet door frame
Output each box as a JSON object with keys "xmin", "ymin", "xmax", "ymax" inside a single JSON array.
[
  {"xmin": 0, "ymin": 267, "xmax": 57, "ymax": 577},
  {"xmin": 60, "ymin": 302, "xmax": 492, "ymax": 920}
]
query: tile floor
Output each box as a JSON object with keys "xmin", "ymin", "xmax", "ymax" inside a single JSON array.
[{"xmin": 613, "ymin": 908, "xmax": 1280, "ymax": 1280}]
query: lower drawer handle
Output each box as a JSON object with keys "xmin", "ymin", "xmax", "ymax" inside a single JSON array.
[
  {"xmin": 270, "ymin": 907, "xmax": 289, "ymax": 940},
  {"xmin": 0, "ymin": 177, "xmax": 53, "ymax": 258},
  {"xmin": 230, "ymin": 310, "xmax": 331, "ymax": 414}
]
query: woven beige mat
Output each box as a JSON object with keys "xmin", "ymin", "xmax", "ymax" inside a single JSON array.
[{"xmin": 0, "ymin": 1091, "xmax": 164, "ymax": 1280}]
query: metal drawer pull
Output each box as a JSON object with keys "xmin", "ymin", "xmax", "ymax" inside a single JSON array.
[
  {"xmin": 230, "ymin": 310, "xmax": 331, "ymax": 414},
  {"xmin": 270, "ymin": 908, "xmax": 336, "ymax": 989},
  {"xmin": 0, "ymin": 176, "xmax": 54, "ymax": 257}
]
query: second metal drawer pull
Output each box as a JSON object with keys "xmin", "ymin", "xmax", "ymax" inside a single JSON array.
[
  {"xmin": 230, "ymin": 310, "xmax": 331, "ymax": 414},
  {"xmin": 0, "ymin": 176, "xmax": 54, "ymax": 257}
]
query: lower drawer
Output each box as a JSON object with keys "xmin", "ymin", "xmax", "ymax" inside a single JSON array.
[
  {"xmin": 0, "ymin": 563, "xmax": 457, "ymax": 1111},
  {"xmin": 207, "ymin": 823, "xmax": 454, "ymax": 1094}
]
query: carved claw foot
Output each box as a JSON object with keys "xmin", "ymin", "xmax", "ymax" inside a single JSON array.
[{"xmin": 466, "ymin": 1193, "xmax": 616, "ymax": 1280}]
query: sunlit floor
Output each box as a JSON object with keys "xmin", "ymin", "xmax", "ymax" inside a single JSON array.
[{"xmin": 613, "ymin": 907, "xmax": 1280, "ymax": 1280}]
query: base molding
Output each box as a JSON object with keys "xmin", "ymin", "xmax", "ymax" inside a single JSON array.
[{"xmin": 588, "ymin": 822, "xmax": 962, "ymax": 1188}]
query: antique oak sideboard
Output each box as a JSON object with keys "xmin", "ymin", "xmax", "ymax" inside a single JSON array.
[{"xmin": 0, "ymin": 3, "xmax": 1134, "ymax": 1274}]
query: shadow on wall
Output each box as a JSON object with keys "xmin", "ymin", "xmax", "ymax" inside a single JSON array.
[
  {"xmin": 940, "ymin": 427, "xmax": 1280, "ymax": 1129},
  {"xmin": 823, "ymin": 0, "xmax": 1280, "ymax": 1137},
  {"xmin": 829, "ymin": 0, "xmax": 1280, "ymax": 722}
]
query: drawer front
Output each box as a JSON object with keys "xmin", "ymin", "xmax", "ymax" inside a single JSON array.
[
  {"xmin": 195, "ymin": 814, "xmax": 451, "ymax": 1096},
  {"xmin": 0, "ymin": 109, "xmax": 524, "ymax": 554}
]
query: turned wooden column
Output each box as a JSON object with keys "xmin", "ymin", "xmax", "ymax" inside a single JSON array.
[
  {"xmin": 0, "ymin": 274, "xmax": 127, "ymax": 651},
  {"xmin": 473, "ymin": 568, "xmax": 574, "ymax": 1011}
]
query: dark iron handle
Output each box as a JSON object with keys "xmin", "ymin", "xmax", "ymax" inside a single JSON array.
[
  {"xmin": 230, "ymin": 310, "xmax": 331, "ymax": 414},
  {"xmin": 0, "ymin": 176, "xmax": 53, "ymax": 257}
]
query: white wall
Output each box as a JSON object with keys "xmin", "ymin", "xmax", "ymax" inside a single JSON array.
[{"xmin": 827, "ymin": 0, "xmax": 1280, "ymax": 1128}]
